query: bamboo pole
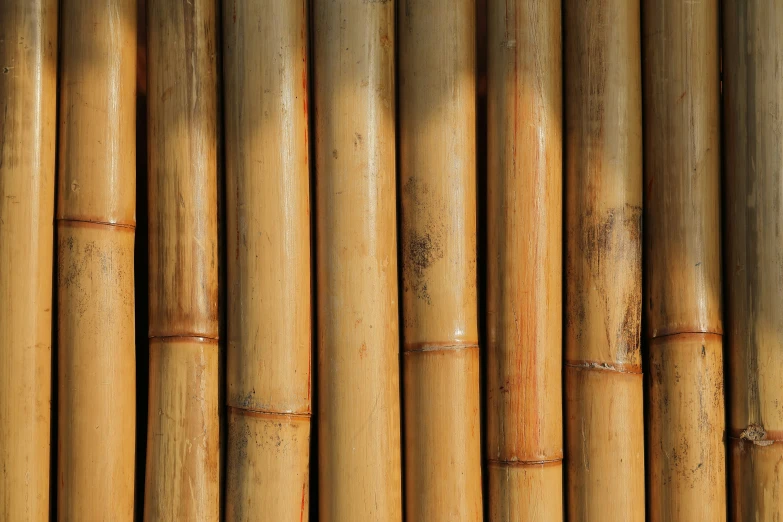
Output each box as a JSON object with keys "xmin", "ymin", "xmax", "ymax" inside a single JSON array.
[
  {"xmin": 643, "ymin": 0, "xmax": 726, "ymax": 519},
  {"xmin": 486, "ymin": 1, "xmax": 562, "ymax": 520},
  {"xmin": 0, "ymin": 1, "xmax": 57, "ymax": 520},
  {"xmin": 398, "ymin": 1, "xmax": 482, "ymax": 520},
  {"xmin": 145, "ymin": 0, "xmax": 219, "ymax": 519},
  {"xmin": 312, "ymin": 1, "xmax": 402, "ymax": 520},
  {"xmin": 562, "ymin": 1, "xmax": 644, "ymax": 520},
  {"xmin": 56, "ymin": 1, "xmax": 137, "ymax": 519},
  {"xmin": 723, "ymin": 3, "xmax": 783, "ymax": 519},
  {"xmin": 223, "ymin": 1, "xmax": 312, "ymax": 521}
]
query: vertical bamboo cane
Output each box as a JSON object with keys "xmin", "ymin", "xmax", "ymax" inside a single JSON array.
[
  {"xmin": 223, "ymin": 1, "xmax": 312, "ymax": 521},
  {"xmin": 57, "ymin": 1, "xmax": 137, "ymax": 519},
  {"xmin": 643, "ymin": 0, "xmax": 726, "ymax": 520},
  {"xmin": 145, "ymin": 0, "xmax": 219, "ymax": 519},
  {"xmin": 723, "ymin": 3, "xmax": 783, "ymax": 519},
  {"xmin": 0, "ymin": 1, "xmax": 57, "ymax": 520},
  {"xmin": 312, "ymin": 1, "xmax": 402, "ymax": 521},
  {"xmin": 398, "ymin": 1, "xmax": 482, "ymax": 520},
  {"xmin": 486, "ymin": 1, "xmax": 562, "ymax": 520},
  {"xmin": 563, "ymin": 1, "xmax": 645, "ymax": 521}
]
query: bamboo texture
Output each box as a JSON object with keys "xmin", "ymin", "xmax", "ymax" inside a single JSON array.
[
  {"xmin": 643, "ymin": 0, "xmax": 726, "ymax": 520},
  {"xmin": 0, "ymin": 1, "xmax": 57, "ymax": 520},
  {"xmin": 723, "ymin": 2, "xmax": 783, "ymax": 519},
  {"xmin": 145, "ymin": 0, "xmax": 220, "ymax": 519},
  {"xmin": 313, "ymin": 1, "xmax": 402, "ymax": 520},
  {"xmin": 563, "ymin": 0, "xmax": 644, "ymax": 520},
  {"xmin": 486, "ymin": 0, "xmax": 562, "ymax": 520},
  {"xmin": 399, "ymin": 0, "xmax": 483, "ymax": 520},
  {"xmin": 57, "ymin": 0, "xmax": 137, "ymax": 519},
  {"xmin": 223, "ymin": 1, "xmax": 312, "ymax": 521}
]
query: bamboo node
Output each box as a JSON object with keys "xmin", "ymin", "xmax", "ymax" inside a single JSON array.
[{"xmin": 740, "ymin": 424, "xmax": 774, "ymax": 446}]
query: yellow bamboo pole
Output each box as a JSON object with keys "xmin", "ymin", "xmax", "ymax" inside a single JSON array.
[
  {"xmin": 643, "ymin": 0, "xmax": 726, "ymax": 519},
  {"xmin": 223, "ymin": 1, "xmax": 312, "ymax": 521},
  {"xmin": 313, "ymin": 1, "xmax": 402, "ymax": 520},
  {"xmin": 398, "ymin": 1, "xmax": 482, "ymax": 520},
  {"xmin": 0, "ymin": 1, "xmax": 57, "ymax": 520},
  {"xmin": 56, "ymin": 1, "xmax": 137, "ymax": 519},
  {"xmin": 723, "ymin": 3, "xmax": 783, "ymax": 519},
  {"xmin": 486, "ymin": 0, "xmax": 562, "ymax": 520},
  {"xmin": 563, "ymin": 1, "xmax": 644, "ymax": 520},
  {"xmin": 145, "ymin": 0, "xmax": 219, "ymax": 519}
]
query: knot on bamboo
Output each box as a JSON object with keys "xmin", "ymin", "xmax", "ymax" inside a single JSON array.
[{"xmin": 740, "ymin": 424, "xmax": 774, "ymax": 446}]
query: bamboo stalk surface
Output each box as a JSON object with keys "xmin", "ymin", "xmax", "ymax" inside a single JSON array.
[
  {"xmin": 313, "ymin": 1, "xmax": 402, "ymax": 520},
  {"xmin": 57, "ymin": 0, "xmax": 137, "ymax": 519},
  {"xmin": 145, "ymin": 0, "xmax": 220, "ymax": 519},
  {"xmin": 223, "ymin": 1, "xmax": 312, "ymax": 520},
  {"xmin": 486, "ymin": 0, "xmax": 562, "ymax": 520},
  {"xmin": 0, "ymin": 1, "xmax": 57, "ymax": 520}
]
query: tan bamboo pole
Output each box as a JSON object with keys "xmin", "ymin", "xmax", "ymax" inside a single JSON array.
[
  {"xmin": 485, "ymin": 1, "xmax": 562, "ymax": 520},
  {"xmin": 723, "ymin": 3, "xmax": 783, "ymax": 519},
  {"xmin": 398, "ymin": 1, "xmax": 482, "ymax": 520},
  {"xmin": 223, "ymin": 1, "xmax": 312, "ymax": 521},
  {"xmin": 312, "ymin": 1, "xmax": 402, "ymax": 520},
  {"xmin": 56, "ymin": 0, "xmax": 137, "ymax": 519},
  {"xmin": 0, "ymin": 1, "xmax": 57, "ymax": 520},
  {"xmin": 145, "ymin": 0, "xmax": 219, "ymax": 519},
  {"xmin": 643, "ymin": 0, "xmax": 726, "ymax": 520},
  {"xmin": 562, "ymin": 1, "xmax": 644, "ymax": 520}
]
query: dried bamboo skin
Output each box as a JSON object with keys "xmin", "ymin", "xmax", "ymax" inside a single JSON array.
[
  {"xmin": 486, "ymin": 0, "xmax": 562, "ymax": 519},
  {"xmin": 643, "ymin": 0, "xmax": 722, "ymax": 338},
  {"xmin": 563, "ymin": 0, "xmax": 644, "ymax": 520},
  {"xmin": 144, "ymin": 339, "xmax": 220, "ymax": 521},
  {"xmin": 648, "ymin": 334, "xmax": 726, "ymax": 522},
  {"xmin": 399, "ymin": 0, "xmax": 482, "ymax": 519},
  {"xmin": 223, "ymin": 1, "xmax": 312, "ymax": 520},
  {"xmin": 57, "ymin": 0, "xmax": 137, "ymax": 519},
  {"xmin": 723, "ymin": 3, "xmax": 783, "ymax": 519},
  {"xmin": 0, "ymin": 1, "xmax": 57, "ymax": 519},
  {"xmin": 312, "ymin": 1, "xmax": 402, "ymax": 521},
  {"xmin": 146, "ymin": 0, "xmax": 219, "ymax": 519},
  {"xmin": 488, "ymin": 462, "xmax": 562, "ymax": 521}
]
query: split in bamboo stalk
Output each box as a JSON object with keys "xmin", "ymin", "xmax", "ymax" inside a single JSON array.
[
  {"xmin": 643, "ymin": 0, "xmax": 725, "ymax": 519},
  {"xmin": 313, "ymin": 0, "xmax": 402, "ymax": 520},
  {"xmin": 56, "ymin": 1, "xmax": 137, "ymax": 519},
  {"xmin": 145, "ymin": 0, "xmax": 220, "ymax": 519},
  {"xmin": 0, "ymin": 1, "xmax": 57, "ymax": 519},
  {"xmin": 486, "ymin": 0, "xmax": 562, "ymax": 520},
  {"xmin": 723, "ymin": 3, "xmax": 783, "ymax": 518},
  {"xmin": 223, "ymin": 1, "xmax": 312, "ymax": 521},
  {"xmin": 563, "ymin": 0, "xmax": 644, "ymax": 520},
  {"xmin": 398, "ymin": 1, "xmax": 483, "ymax": 520}
]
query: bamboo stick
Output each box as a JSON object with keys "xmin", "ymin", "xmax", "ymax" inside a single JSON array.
[
  {"xmin": 486, "ymin": 0, "xmax": 562, "ymax": 520},
  {"xmin": 312, "ymin": 1, "xmax": 402, "ymax": 520},
  {"xmin": 145, "ymin": 0, "xmax": 219, "ymax": 519},
  {"xmin": 398, "ymin": 1, "xmax": 483, "ymax": 520},
  {"xmin": 643, "ymin": 0, "xmax": 726, "ymax": 519},
  {"xmin": 223, "ymin": 1, "xmax": 312, "ymax": 521},
  {"xmin": 56, "ymin": 0, "xmax": 137, "ymax": 519},
  {"xmin": 0, "ymin": 1, "xmax": 57, "ymax": 520},
  {"xmin": 723, "ymin": 3, "xmax": 783, "ymax": 519},
  {"xmin": 562, "ymin": 1, "xmax": 644, "ymax": 520}
]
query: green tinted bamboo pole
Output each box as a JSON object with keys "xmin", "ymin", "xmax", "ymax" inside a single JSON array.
[
  {"xmin": 223, "ymin": 1, "xmax": 312, "ymax": 521},
  {"xmin": 398, "ymin": 1, "xmax": 482, "ymax": 520},
  {"xmin": 145, "ymin": 0, "xmax": 219, "ymax": 519},
  {"xmin": 486, "ymin": 1, "xmax": 562, "ymax": 520},
  {"xmin": 723, "ymin": 3, "xmax": 783, "ymax": 519},
  {"xmin": 312, "ymin": 1, "xmax": 402, "ymax": 521},
  {"xmin": 563, "ymin": 1, "xmax": 644, "ymax": 520},
  {"xmin": 57, "ymin": 1, "xmax": 137, "ymax": 519},
  {"xmin": 0, "ymin": 1, "xmax": 57, "ymax": 519},
  {"xmin": 643, "ymin": 0, "xmax": 726, "ymax": 519}
]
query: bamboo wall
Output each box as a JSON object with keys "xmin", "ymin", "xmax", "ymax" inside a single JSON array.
[{"xmin": 1, "ymin": 0, "xmax": 780, "ymax": 520}]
